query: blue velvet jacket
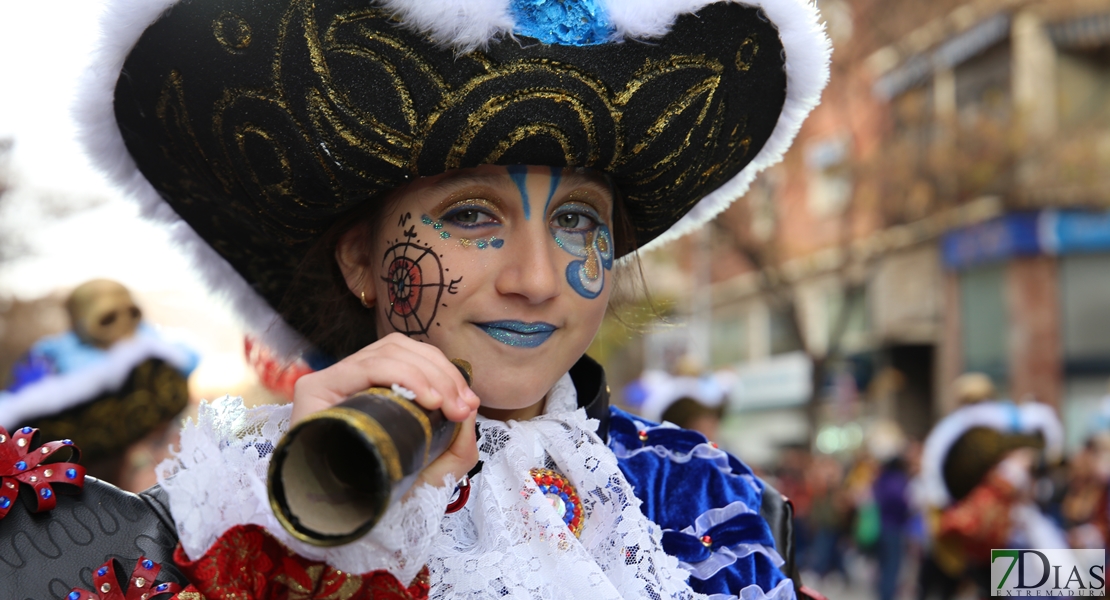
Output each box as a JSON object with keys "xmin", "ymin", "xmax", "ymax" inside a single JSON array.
[{"xmin": 609, "ymin": 407, "xmax": 794, "ymax": 598}]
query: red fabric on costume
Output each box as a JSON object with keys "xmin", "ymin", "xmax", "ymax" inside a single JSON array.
[
  {"xmin": 170, "ymin": 524, "xmax": 430, "ymax": 600},
  {"xmin": 937, "ymin": 471, "xmax": 1019, "ymax": 567}
]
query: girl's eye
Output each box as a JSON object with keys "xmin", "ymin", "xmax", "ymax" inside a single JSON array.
[
  {"xmin": 553, "ymin": 211, "xmax": 597, "ymax": 231},
  {"xmin": 443, "ymin": 207, "xmax": 497, "ymax": 228}
]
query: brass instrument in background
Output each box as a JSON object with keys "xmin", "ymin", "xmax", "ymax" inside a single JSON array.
[{"xmin": 267, "ymin": 360, "xmax": 471, "ymax": 546}]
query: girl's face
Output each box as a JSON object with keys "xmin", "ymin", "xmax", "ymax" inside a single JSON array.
[{"xmin": 341, "ymin": 165, "xmax": 616, "ymax": 415}]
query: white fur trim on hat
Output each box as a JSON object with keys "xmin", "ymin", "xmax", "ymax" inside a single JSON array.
[
  {"xmin": 77, "ymin": 0, "xmax": 830, "ymax": 358},
  {"xmin": 0, "ymin": 334, "xmax": 196, "ymax": 430}
]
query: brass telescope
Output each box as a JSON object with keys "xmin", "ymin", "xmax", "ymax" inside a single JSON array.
[{"xmin": 267, "ymin": 359, "xmax": 471, "ymax": 546}]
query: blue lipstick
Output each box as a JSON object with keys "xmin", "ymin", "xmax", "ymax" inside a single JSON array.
[{"xmin": 476, "ymin": 321, "xmax": 557, "ymax": 348}]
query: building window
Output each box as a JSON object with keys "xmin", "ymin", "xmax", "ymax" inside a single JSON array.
[
  {"xmin": 770, "ymin": 305, "xmax": 804, "ymax": 356},
  {"xmin": 805, "ymin": 137, "xmax": 852, "ymax": 217},
  {"xmin": 960, "ymin": 264, "xmax": 1009, "ymax": 383},
  {"xmin": 826, "ymin": 286, "xmax": 870, "ymax": 353},
  {"xmin": 1061, "ymin": 253, "xmax": 1110, "ymax": 371},
  {"xmin": 711, "ymin": 312, "xmax": 749, "ymax": 367}
]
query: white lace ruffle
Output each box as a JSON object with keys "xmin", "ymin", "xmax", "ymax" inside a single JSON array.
[
  {"xmin": 156, "ymin": 397, "xmax": 452, "ymax": 584},
  {"xmin": 673, "ymin": 501, "xmax": 785, "ymax": 581},
  {"xmin": 430, "ymin": 373, "xmax": 704, "ymax": 599},
  {"xmin": 707, "ymin": 579, "xmax": 796, "ymax": 600}
]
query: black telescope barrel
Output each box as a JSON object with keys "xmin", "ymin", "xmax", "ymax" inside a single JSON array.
[{"xmin": 267, "ymin": 359, "xmax": 471, "ymax": 546}]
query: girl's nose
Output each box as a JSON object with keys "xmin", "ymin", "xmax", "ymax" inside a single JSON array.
[{"xmin": 495, "ymin": 230, "xmax": 562, "ymax": 304}]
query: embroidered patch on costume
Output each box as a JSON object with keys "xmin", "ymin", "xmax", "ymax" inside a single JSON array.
[
  {"xmin": 530, "ymin": 467, "xmax": 584, "ymax": 537},
  {"xmin": 0, "ymin": 425, "xmax": 85, "ymax": 520}
]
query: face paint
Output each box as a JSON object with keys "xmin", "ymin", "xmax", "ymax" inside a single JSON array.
[
  {"xmin": 550, "ymin": 203, "xmax": 614, "ymax": 299},
  {"xmin": 507, "ymin": 165, "xmax": 531, "ymax": 220},
  {"xmin": 380, "ymin": 213, "xmax": 462, "ymax": 336},
  {"xmin": 543, "ymin": 166, "xmax": 561, "ymax": 216},
  {"xmin": 423, "ymin": 214, "xmax": 504, "ymax": 250}
]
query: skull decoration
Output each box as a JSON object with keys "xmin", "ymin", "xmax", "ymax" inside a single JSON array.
[{"xmin": 65, "ymin": 280, "xmax": 142, "ymax": 349}]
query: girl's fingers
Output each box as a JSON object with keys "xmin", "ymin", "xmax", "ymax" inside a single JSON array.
[
  {"xmin": 351, "ymin": 342, "xmax": 474, "ymax": 422},
  {"xmin": 374, "ymin": 333, "xmax": 480, "ymax": 413},
  {"xmin": 293, "ymin": 355, "xmax": 435, "ymax": 424},
  {"xmin": 291, "ymin": 336, "xmax": 477, "ymax": 425},
  {"xmin": 418, "ymin": 411, "xmax": 479, "ymax": 490}
]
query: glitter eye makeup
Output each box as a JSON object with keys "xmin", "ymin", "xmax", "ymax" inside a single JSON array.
[
  {"xmin": 422, "ymin": 198, "xmax": 506, "ymax": 249},
  {"xmin": 549, "ymin": 202, "xmax": 613, "ymax": 299}
]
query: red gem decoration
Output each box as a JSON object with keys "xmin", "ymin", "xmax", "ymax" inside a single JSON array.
[
  {"xmin": 0, "ymin": 425, "xmax": 85, "ymax": 520},
  {"xmin": 637, "ymin": 430, "xmax": 648, "ymax": 442},
  {"xmin": 700, "ymin": 535, "xmax": 713, "ymax": 547},
  {"xmin": 66, "ymin": 556, "xmax": 181, "ymax": 600},
  {"xmin": 529, "ymin": 467, "xmax": 585, "ymax": 538}
]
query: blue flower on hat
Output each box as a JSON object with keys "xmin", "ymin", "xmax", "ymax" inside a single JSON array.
[{"xmin": 510, "ymin": 0, "xmax": 612, "ymax": 45}]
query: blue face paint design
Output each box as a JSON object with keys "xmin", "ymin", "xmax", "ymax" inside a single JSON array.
[
  {"xmin": 550, "ymin": 204, "xmax": 614, "ymax": 299},
  {"xmin": 544, "ymin": 167, "xmax": 562, "ymax": 216},
  {"xmin": 507, "ymin": 165, "xmax": 531, "ymax": 220}
]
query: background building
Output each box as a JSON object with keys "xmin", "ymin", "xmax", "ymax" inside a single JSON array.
[{"xmin": 598, "ymin": 0, "xmax": 1110, "ymax": 466}]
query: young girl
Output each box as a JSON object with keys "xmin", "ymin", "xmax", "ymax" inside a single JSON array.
[{"xmin": 1, "ymin": 0, "xmax": 830, "ymax": 598}]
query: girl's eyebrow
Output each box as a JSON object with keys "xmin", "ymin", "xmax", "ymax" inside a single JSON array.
[
  {"xmin": 421, "ymin": 172, "xmax": 511, "ymax": 199},
  {"xmin": 559, "ymin": 172, "xmax": 613, "ymax": 200}
]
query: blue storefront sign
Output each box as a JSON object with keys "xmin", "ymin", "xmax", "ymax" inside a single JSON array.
[
  {"xmin": 941, "ymin": 212, "xmax": 1041, "ymax": 269},
  {"xmin": 1042, "ymin": 210, "xmax": 1110, "ymax": 255},
  {"xmin": 942, "ymin": 210, "xmax": 1110, "ymax": 269}
]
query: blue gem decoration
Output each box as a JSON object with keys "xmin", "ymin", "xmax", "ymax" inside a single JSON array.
[
  {"xmin": 491, "ymin": 238, "xmax": 505, "ymax": 249},
  {"xmin": 66, "ymin": 468, "xmax": 77, "ymax": 479},
  {"xmin": 40, "ymin": 488, "xmax": 52, "ymax": 499},
  {"xmin": 509, "ymin": 0, "xmax": 613, "ymax": 46},
  {"xmin": 14, "ymin": 461, "xmax": 26, "ymax": 471},
  {"xmin": 20, "ymin": 427, "xmax": 31, "ymax": 434},
  {"xmin": 62, "ymin": 439, "xmax": 73, "ymax": 445},
  {"xmin": 0, "ymin": 497, "xmax": 10, "ymax": 509},
  {"xmin": 68, "ymin": 593, "xmax": 80, "ymax": 600},
  {"xmin": 97, "ymin": 566, "xmax": 109, "ymax": 577},
  {"xmin": 156, "ymin": 583, "xmax": 169, "ymax": 591},
  {"xmin": 142, "ymin": 558, "xmax": 154, "ymax": 570}
]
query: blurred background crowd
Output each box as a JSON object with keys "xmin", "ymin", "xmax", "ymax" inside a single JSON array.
[{"xmin": 2, "ymin": 0, "xmax": 1110, "ymax": 597}]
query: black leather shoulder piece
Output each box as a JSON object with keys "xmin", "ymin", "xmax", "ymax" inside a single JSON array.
[
  {"xmin": 759, "ymin": 481, "xmax": 801, "ymax": 591},
  {"xmin": 0, "ymin": 478, "xmax": 187, "ymax": 599},
  {"xmin": 569, "ymin": 355, "xmax": 610, "ymax": 443}
]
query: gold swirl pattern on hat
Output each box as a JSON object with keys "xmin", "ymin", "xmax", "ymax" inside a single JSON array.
[{"xmin": 120, "ymin": 0, "xmax": 784, "ymax": 316}]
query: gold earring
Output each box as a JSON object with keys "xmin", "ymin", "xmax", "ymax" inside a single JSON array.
[{"xmin": 360, "ymin": 290, "xmax": 372, "ymax": 309}]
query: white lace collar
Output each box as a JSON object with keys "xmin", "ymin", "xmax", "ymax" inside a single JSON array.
[{"xmin": 433, "ymin": 372, "xmax": 698, "ymax": 599}]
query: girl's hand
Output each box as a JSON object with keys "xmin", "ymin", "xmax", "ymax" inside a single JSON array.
[{"xmin": 291, "ymin": 332, "xmax": 481, "ymax": 488}]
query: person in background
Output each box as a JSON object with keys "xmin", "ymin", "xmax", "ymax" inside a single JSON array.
[
  {"xmin": 918, "ymin": 373, "xmax": 1066, "ymax": 599},
  {"xmin": 872, "ymin": 452, "xmax": 910, "ymax": 600},
  {"xmin": 630, "ymin": 362, "xmax": 733, "ymax": 441},
  {"xmin": 0, "ymin": 279, "xmax": 197, "ymax": 485}
]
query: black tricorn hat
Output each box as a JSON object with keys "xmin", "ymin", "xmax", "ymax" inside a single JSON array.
[{"xmin": 80, "ymin": 0, "xmax": 830, "ymax": 353}]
